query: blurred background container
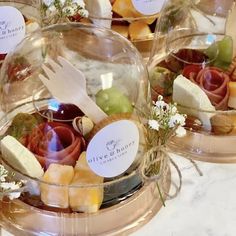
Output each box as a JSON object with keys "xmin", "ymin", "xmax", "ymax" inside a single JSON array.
[
  {"xmin": 40, "ymin": 0, "xmax": 165, "ymax": 61},
  {"xmin": 0, "ymin": 0, "xmax": 41, "ymax": 66},
  {"xmin": 148, "ymin": 0, "xmax": 236, "ymax": 162}
]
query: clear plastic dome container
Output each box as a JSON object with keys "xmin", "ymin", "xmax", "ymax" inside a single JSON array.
[
  {"xmin": 0, "ymin": 23, "xmax": 170, "ymax": 235},
  {"xmin": 148, "ymin": 0, "xmax": 236, "ymax": 162},
  {"xmin": 41, "ymin": 0, "xmax": 164, "ymax": 60}
]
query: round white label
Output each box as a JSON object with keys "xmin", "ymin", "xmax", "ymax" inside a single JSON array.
[
  {"xmin": 0, "ymin": 6, "xmax": 26, "ymax": 54},
  {"xmin": 87, "ymin": 120, "xmax": 139, "ymax": 178},
  {"xmin": 131, "ymin": 0, "xmax": 165, "ymax": 15}
]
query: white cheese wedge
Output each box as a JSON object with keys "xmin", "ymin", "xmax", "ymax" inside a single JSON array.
[
  {"xmin": 85, "ymin": 0, "xmax": 112, "ymax": 28},
  {"xmin": 173, "ymin": 74, "xmax": 216, "ymax": 130},
  {"xmin": 1, "ymin": 135, "xmax": 44, "ymax": 178}
]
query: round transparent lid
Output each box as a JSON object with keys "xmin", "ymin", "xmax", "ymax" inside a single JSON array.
[
  {"xmin": 148, "ymin": 0, "xmax": 236, "ymax": 161},
  {"xmin": 0, "ymin": 23, "xmax": 153, "ymax": 213}
]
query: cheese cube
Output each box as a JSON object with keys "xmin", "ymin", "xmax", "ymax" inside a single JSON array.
[
  {"xmin": 128, "ymin": 21, "xmax": 152, "ymax": 41},
  {"xmin": 69, "ymin": 152, "xmax": 104, "ymax": 213},
  {"xmin": 41, "ymin": 164, "xmax": 74, "ymax": 208},
  {"xmin": 228, "ymin": 81, "xmax": 236, "ymax": 108}
]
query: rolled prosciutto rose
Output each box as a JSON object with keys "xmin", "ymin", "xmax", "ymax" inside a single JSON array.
[
  {"xmin": 183, "ymin": 65, "xmax": 230, "ymax": 110},
  {"xmin": 27, "ymin": 122, "xmax": 83, "ymax": 169}
]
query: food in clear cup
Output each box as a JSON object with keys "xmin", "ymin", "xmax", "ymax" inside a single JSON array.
[
  {"xmin": 41, "ymin": 0, "xmax": 159, "ymax": 41},
  {"xmin": 0, "ymin": 21, "xmax": 150, "ymax": 221},
  {"xmin": 0, "ymin": 70, "xmax": 140, "ymax": 212},
  {"xmin": 150, "ymin": 33, "xmax": 236, "ymax": 135}
]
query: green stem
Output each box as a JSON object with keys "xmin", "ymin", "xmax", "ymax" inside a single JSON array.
[{"xmin": 156, "ymin": 181, "xmax": 165, "ymax": 207}]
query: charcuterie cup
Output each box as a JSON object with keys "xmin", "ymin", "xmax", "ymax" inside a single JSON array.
[
  {"xmin": 148, "ymin": 0, "xmax": 236, "ymax": 162},
  {"xmin": 0, "ymin": 23, "xmax": 170, "ymax": 235}
]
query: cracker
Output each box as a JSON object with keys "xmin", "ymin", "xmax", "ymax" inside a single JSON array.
[
  {"xmin": 226, "ymin": 56, "xmax": 236, "ymax": 76},
  {"xmin": 88, "ymin": 113, "xmax": 139, "ymax": 140}
]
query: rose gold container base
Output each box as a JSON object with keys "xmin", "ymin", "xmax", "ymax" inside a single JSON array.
[
  {"xmin": 170, "ymin": 130, "xmax": 236, "ymax": 163},
  {"xmin": 0, "ymin": 176, "xmax": 170, "ymax": 236}
]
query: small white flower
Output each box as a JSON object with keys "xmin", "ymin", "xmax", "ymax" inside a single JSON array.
[
  {"xmin": 152, "ymin": 106, "xmax": 160, "ymax": 115},
  {"xmin": 63, "ymin": 6, "xmax": 75, "ymax": 16},
  {"xmin": 175, "ymin": 126, "xmax": 186, "ymax": 137},
  {"xmin": 170, "ymin": 105, "xmax": 177, "ymax": 114},
  {"xmin": 0, "ymin": 182, "xmax": 19, "ymax": 190},
  {"xmin": 148, "ymin": 119, "xmax": 160, "ymax": 131},
  {"xmin": 168, "ymin": 113, "xmax": 185, "ymax": 128},
  {"xmin": 0, "ymin": 175, "xmax": 6, "ymax": 182},
  {"xmin": 0, "ymin": 165, "xmax": 24, "ymax": 200},
  {"xmin": 0, "ymin": 165, "xmax": 8, "ymax": 182},
  {"xmin": 48, "ymin": 5, "xmax": 57, "ymax": 13},
  {"xmin": 0, "ymin": 182, "xmax": 23, "ymax": 199},
  {"xmin": 79, "ymin": 8, "xmax": 89, "ymax": 17},
  {"xmin": 43, "ymin": 0, "xmax": 54, "ymax": 6},
  {"xmin": 155, "ymin": 100, "xmax": 169, "ymax": 110}
]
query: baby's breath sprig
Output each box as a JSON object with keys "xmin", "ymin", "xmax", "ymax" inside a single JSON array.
[
  {"xmin": 0, "ymin": 165, "xmax": 8, "ymax": 182},
  {"xmin": 147, "ymin": 95, "xmax": 186, "ymax": 148},
  {"xmin": 0, "ymin": 164, "xmax": 24, "ymax": 200},
  {"xmin": 140, "ymin": 95, "xmax": 186, "ymax": 205},
  {"xmin": 143, "ymin": 95, "xmax": 186, "ymax": 178}
]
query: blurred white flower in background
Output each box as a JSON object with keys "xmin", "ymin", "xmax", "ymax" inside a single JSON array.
[{"xmin": 42, "ymin": 0, "xmax": 89, "ymax": 25}]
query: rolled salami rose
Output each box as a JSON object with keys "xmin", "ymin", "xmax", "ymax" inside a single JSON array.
[
  {"xmin": 27, "ymin": 122, "xmax": 82, "ymax": 169},
  {"xmin": 183, "ymin": 65, "xmax": 230, "ymax": 110}
]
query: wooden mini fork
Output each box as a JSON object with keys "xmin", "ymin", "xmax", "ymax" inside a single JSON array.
[{"xmin": 39, "ymin": 56, "xmax": 107, "ymax": 124}]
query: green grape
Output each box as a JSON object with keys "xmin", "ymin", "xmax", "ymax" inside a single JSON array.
[
  {"xmin": 205, "ymin": 42, "xmax": 218, "ymax": 60},
  {"xmin": 217, "ymin": 35, "xmax": 233, "ymax": 63},
  {"xmin": 205, "ymin": 35, "xmax": 233, "ymax": 69},
  {"xmin": 96, "ymin": 87, "xmax": 133, "ymax": 115}
]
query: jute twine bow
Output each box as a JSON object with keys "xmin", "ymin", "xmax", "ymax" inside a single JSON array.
[
  {"xmin": 139, "ymin": 146, "xmax": 182, "ymax": 202},
  {"xmin": 139, "ymin": 145, "xmax": 203, "ymax": 203}
]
